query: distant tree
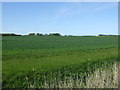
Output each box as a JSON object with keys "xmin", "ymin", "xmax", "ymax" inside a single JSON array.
[
  {"xmin": 28, "ymin": 33, "xmax": 36, "ymax": 36},
  {"xmin": 68, "ymin": 35, "xmax": 73, "ymax": 36},
  {"xmin": 44, "ymin": 34, "xmax": 48, "ymax": 36},
  {"xmin": 49, "ymin": 33, "xmax": 61, "ymax": 36},
  {"xmin": 36, "ymin": 33, "xmax": 44, "ymax": 36},
  {"xmin": 1, "ymin": 33, "xmax": 21, "ymax": 36},
  {"xmin": 108, "ymin": 34, "xmax": 117, "ymax": 36},
  {"xmin": 36, "ymin": 33, "xmax": 40, "ymax": 36},
  {"xmin": 98, "ymin": 34, "xmax": 117, "ymax": 36},
  {"xmin": 98, "ymin": 34, "xmax": 106, "ymax": 36},
  {"xmin": 39, "ymin": 34, "xmax": 43, "ymax": 36}
]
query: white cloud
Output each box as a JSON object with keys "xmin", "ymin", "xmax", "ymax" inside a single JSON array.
[
  {"xmin": 52, "ymin": 3, "xmax": 82, "ymax": 20},
  {"xmin": 93, "ymin": 3, "xmax": 117, "ymax": 13},
  {"xmin": 35, "ymin": 2, "xmax": 118, "ymax": 27}
]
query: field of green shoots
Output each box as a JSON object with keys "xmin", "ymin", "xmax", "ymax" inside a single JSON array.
[{"xmin": 2, "ymin": 36, "xmax": 119, "ymax": 88}]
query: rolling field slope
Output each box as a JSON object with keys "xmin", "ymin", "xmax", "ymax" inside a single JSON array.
[{"xmin": 2, "ymin": 36, "xmax": 118, "ymax": 88}]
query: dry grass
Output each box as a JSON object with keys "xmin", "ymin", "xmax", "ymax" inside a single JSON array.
[{"xmin": 27, "ymin": 61, "xmax": 118, "ymax": 88}]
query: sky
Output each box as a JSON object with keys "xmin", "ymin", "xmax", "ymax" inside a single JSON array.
[{"xmin": 2, "ymin": 2, "xmax": 118, "ymax": 36}]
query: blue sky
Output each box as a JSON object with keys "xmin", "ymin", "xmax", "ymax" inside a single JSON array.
[{"xmin": 2, "ymin": 2, "xmax": 118, "ymax": 35}]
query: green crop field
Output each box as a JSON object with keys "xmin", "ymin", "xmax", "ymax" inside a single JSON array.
[{"xmin": 2, "ymin": 36, "xmax": 119, "ymax": 88}]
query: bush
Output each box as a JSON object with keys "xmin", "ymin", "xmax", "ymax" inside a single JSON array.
[
  {"xmin": 28, "ymin": 33, "xmax": 36, "ymax": 36},
  {"xmin": 49, "ymin": 33, "xmax": 61, "ymax": 36},
  {"xmin": 1, "ymin": 33, "xmax": 21, "ymax": 36}
]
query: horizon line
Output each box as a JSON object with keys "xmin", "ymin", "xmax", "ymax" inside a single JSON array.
[{"xmin": 0, "ymin": 32, "xmax": 118, "ymax": 36}]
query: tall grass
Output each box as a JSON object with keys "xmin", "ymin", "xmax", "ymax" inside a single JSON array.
[
  {"xmin": 26, "ymin": 60, "xmax": 118, "ymax": 88},
  {"xmin": 2, "ymin": 58, "xmax": 118, "ymax": 88},
  {"xmin": 3, "ymin": 59, "xmax": 118, "ymax": 88}
]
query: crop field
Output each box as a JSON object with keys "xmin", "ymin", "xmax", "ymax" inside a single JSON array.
[{"xmin": 2, "ymin": 36, "xmax": 119, "ymax": 88}]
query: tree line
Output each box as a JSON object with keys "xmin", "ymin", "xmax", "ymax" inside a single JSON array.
[
  {"xmin": 0, "ymin": 33, "xmax": 118, "ymax": 36},
  {"xmin": 98, "ymin": 34, "xmax": 118, "ymax": 36},
  {"xmin": 0, "ymin": 33, "xmax": 61, "ymax": 36}
]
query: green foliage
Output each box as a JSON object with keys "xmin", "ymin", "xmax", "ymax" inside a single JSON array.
[
  {"xmin": 1, "ymin": 33, "xmax": 21, "ymax": 36},
  {"xmin": 2, "ymin": 36, "xmax": 118, "ymax": 88},
  {"xmin": 49, "ymin": 33, "xmax": 61, "ymax": 36}
]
